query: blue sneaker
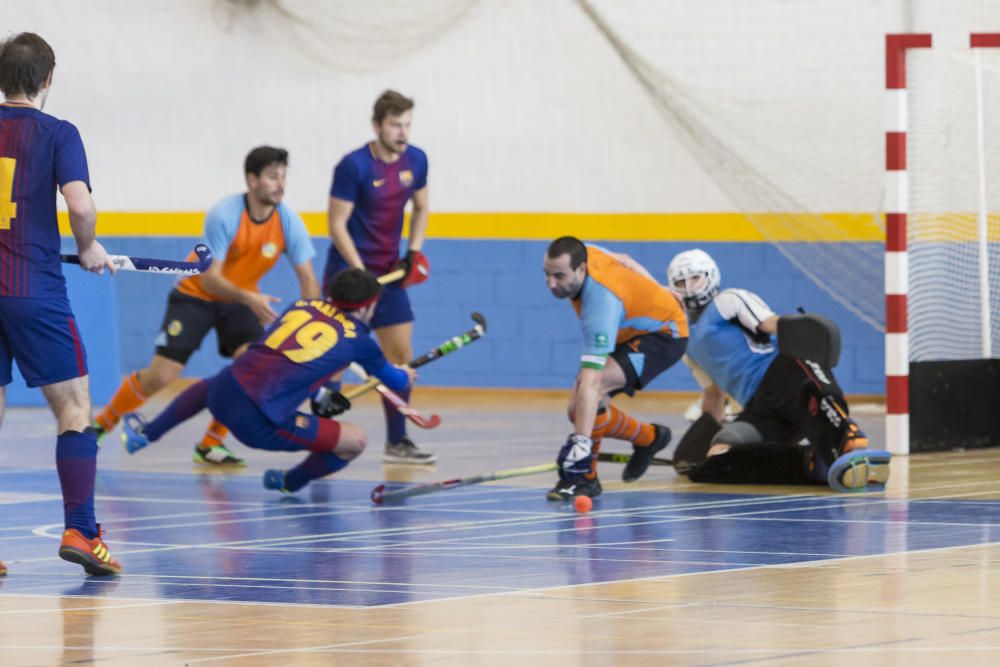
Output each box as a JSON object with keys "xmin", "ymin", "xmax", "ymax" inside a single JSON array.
[
  {"xmin": 828, "ymin": 449, "xmax": 892, "ymax": 492},
  {"xmin": 121, "ymin": 413, "xmax": 150, "ymax": 454},
  {"xmin": 263, "ymin": 469, "xmax": 290, "ymax": 493}
]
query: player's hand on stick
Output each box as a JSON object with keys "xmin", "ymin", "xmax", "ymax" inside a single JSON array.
[
  {"xmin": 396, "ymin": 250, "xmax": 430, "ymax": 287},
  {"xmin": 311, "ymin": 388, "xmax": 352, "ymax": 418},
  {"xmin": 557, "ymin": 434, "xmax": 593, "ymax": 474},
  {"xmin": 77, "ymin": 240, "xmax": 117, "ymax": 275},
  {"xmin": 396, "ymin": 364, "xmax": 418, "ymax": 387},
  {"xmin": 245, "ymin": 292, "xmax": 281, "ymax": 325}
]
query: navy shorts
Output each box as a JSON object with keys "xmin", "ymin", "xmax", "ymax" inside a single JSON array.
[
  {"xmin": 206, "ymin": 370, "xmax": 338, "ymax": 452},
  {"xmin": 609, "ymin": 332, "xmax": 687, "ymax": 397},
  {"xmin": 0, "ymin": 296, "xmax": 87, "ymax": 388},
  {"xmin": 370, "ymin": 284, "xmax": 413, "ymax": 329}
]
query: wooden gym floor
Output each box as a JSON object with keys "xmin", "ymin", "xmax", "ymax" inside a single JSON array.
[{"xmin": 1, "ymin": 388, "xmax": 999, "ymax": 666}]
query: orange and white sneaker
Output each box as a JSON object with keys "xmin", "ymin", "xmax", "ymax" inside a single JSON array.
[{"xmin": 58, "ymin": 526, "xmax": 121, "ymax": 576}]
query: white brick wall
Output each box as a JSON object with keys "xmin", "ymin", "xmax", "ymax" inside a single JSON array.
[{"xmin": 3, "ymin": 0, "xmax": 999, "ymax": 213}]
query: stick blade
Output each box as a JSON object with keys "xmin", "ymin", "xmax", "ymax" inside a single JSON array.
[
  {"xmin": 471, "ymin": 312, "xmax": 487, "ymax": 333},
  {"xmin": 370, "ymin": 484, "xmax": 386, "ymax": 505},
  {"xmin": 193, "ymin": 244, "xmax": 213, "ymax": 272}
]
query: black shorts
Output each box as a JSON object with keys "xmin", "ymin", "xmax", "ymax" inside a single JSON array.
[
  {"xmin": 154, "ymin": 289, "xmax": 262, "ymax": 364},
  {"xmin": 734, "ymin": 354, "xmax": 844, "ymax": 445},
  {"xmin": 609, "ymin": 332, "xmax": 687, "ymax": 397}
]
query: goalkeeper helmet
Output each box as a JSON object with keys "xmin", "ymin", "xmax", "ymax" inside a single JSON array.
[{"xmin": 667, "ymin": 249, "xmax": 720, "ymax": 310}]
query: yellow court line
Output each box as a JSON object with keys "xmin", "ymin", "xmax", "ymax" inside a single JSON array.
[{"xmin": 58, "ymin": 211, "xmax": 888, "ymax": 242}]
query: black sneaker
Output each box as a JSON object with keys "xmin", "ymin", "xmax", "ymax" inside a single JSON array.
[
  {"xmin": 382, "ymin": 437, "xmax": 436, "ymax": 465},
  {"xmin": 193, "ymin": 443, "xmax": 246, "ymax": 466},
  {"xmin": 545, "ymin": 475, "xmax": 602, "ymax": 501},
  {"xmin": 622, "ymin": 424, "xmax": 671, "ymax": 482}
]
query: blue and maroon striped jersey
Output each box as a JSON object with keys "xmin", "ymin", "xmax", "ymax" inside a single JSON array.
[
  {"xmin": 230, "ymin": 298, "xmax": 408, "ymax": 423},
  {"xmin": 0, "ymin": 103, "xmax": 90, "ymax": 297},
  {"xmin": 326, "ymin": 143, "xmax": 428, "ymax": 276}
]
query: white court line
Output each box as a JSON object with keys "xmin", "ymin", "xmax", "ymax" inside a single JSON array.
[
  {"xmin": 16, "ymin": 484, "xmax": 995, "ymax": 563},
  {"xmin": 181, "ymin": 633, "xmax": 429, "ymax": 664},
  {"xmin": 373, "ymin": 538, "xmax": 1000, "ymax": 609},
  {"xmin": 0, "ymin": 492, "xmax": 61, "ymax": 505},
  {"xmin": 5, "ymin": 491, "xmax": 949, "ymax": 565},
  {"xmin": 0, "ymin": 591, "xmax": 372, "ymax": 610},
  {"xmin": 16, "ymin": 570, "xmax": 530, "ymax": 591},
  {"xmin": 0, "ymin": 599, "xmax": 180, "ymax": 615}
]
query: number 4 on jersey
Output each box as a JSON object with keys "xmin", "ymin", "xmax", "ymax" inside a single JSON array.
[{"xmin": 0, "ymin": 157, "xmax": 17, "ymax": 230}]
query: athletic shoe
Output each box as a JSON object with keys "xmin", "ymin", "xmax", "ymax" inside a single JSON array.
[
  {"xmin": 58, "ymin": 526, "xmax": 121, "ymax": 576},
  {"xmin": 262, "ymin": 469, "xmax": 290, "ymax": 493},
  {"xmin": 828, "ymin": 449, "xmax": 892, "ymax": 492},
  {"xmin": 193, "ymin": 444, "xmax": 246, "ymax": 466},
  {"xmin": 0, "ymin": 560, "xmax": 6, "ymax": 576},
  {"xmin": 121, "ymin": 413, "xmax": 149, "ymax": 454},
  {"xmin": 546, "ymin": 475, "xmax": 602, "ymax": 501},
  {"xmin": 622, "ymin": 424, "xmax": 672, "ymax": 483},
  {"xmin": 382, "ymin": 437, "xmax": 436, "ymax": 465}
]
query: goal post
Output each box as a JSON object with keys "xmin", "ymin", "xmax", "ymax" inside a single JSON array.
[{"xmin": 885, "ymin": 32, "xmax": 1000, "ymax": 455}]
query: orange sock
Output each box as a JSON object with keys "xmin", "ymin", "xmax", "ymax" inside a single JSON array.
[
  {"xmin": 585, "ymin": 408, "xmax": 610, "ymax": 480},
  {"xmin": 95, "ymin": 372, "xmax": 148, "ymax": 431},
  {"xmin": 199, "ymin": 420, "xmax": 229, "ymax": 448},
  {"xmin": 585, "ymin": 440, "xmax": 602, "ymax": 480},
  {"xmin": 604, "ymin": 405, "xmax": 655, "ymax": 447}
]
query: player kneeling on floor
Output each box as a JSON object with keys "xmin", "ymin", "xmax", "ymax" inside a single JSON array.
[
  {"xmin": 665, "ymin": 249, "xmax": 890, "ymax": 493},
  {"xmin": 122, "ymin": 268, "xmax": 416, "ymax": 493}
]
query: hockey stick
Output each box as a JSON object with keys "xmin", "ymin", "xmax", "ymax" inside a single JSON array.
[
  {"xmin": 596, "ymin": 452, "xmax": 674, "ymax": 467},
  {"xmin": 342, "ymin": 312, "xmax": 487, "ymax": 401},
  {"xmin": 371, "ymin": 462, "xmax": 557, "ymax": 505},
  {"xmin": 377, "ymin": 267, "xmax": 406, "ymax": 285},
  {"xmin": 347, "ymin": 362, "xmax": 441, "ymax": 430},
  {"xmin": 61, "ymin": 243, "xmax": 213, "ymax": 275}
]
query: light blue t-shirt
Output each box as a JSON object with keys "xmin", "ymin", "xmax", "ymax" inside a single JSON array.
[{"xmin": 685, "ymin": 288, "xmax": 778, "ymax": 406}]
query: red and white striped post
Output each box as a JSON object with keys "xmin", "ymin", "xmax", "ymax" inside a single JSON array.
[{"xmin": 884, "ymin": 32, "xmax": 1000, "ymax": 455}]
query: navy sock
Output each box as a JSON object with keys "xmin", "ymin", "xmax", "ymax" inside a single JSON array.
[
  {"xmin": 146, "ymin": 379, "xmax": 208, "ymax": 442},
  {"xmin": 284, "ymin": 452, "xmax": 349, "ymax": 492},
  {"xmin": 383, "ymin": 385, "xmax": 411, "ymax": 444},
  {"xmin": 56, "ymin": 429, "xmax": 98, "ymax": 538},
  {"xmin": 323, "ymin": 378, "xmax": 342, "ymax": 393}
]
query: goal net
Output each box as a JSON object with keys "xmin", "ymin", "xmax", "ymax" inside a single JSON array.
[
  {"xmin": 895, "ymin": 35, "xmax": 1000, "ymax": 453},
  {"xmin": 908, "ymin": 48, "xmax": 1000, "ymax": 362}
]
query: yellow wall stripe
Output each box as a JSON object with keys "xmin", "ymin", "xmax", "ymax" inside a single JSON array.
[{"xmin": 58, "ymin": 211, "xmax": 888, "ymax": 242}]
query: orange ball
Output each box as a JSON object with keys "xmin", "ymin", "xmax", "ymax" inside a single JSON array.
[{"xmin": 574, "ymin": 495, "xmax": 592, "ymax": 513}]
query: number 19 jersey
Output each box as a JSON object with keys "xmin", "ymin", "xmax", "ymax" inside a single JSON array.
[{"xmin": 230, "ymin": 299, "xmax": 398, "ymax": 423}]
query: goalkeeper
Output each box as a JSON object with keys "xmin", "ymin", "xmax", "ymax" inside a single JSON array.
[{"xmin": 665, "ymin": 249, "xmax": 890, "ymax": 492}]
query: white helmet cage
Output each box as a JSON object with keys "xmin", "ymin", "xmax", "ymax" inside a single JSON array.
[{"xmin": 666, "ymin": 249, "xmax": 721, "ymax": 310}]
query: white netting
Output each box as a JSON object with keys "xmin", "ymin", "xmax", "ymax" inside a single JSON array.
[
  {"xmin": 578, "ymin": 0, "xmax": 887, "ymax": 331},
  {"xmin": 908, "ymin": 48, "xmax": 1000, "ymax": 361},
  {"xmin": 213, "ymin": 0, "xmax": 479, "ymax": 72}
]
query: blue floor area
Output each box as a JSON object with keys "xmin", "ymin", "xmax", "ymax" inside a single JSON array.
[{"xmin": 1, "ymin": 469, "xmax": 998, "ymax": 607}]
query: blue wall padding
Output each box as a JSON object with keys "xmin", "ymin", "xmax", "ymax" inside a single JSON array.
[{"xmin": 4, "ymin": 237, "xmax": 884, "ymax": 405}]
